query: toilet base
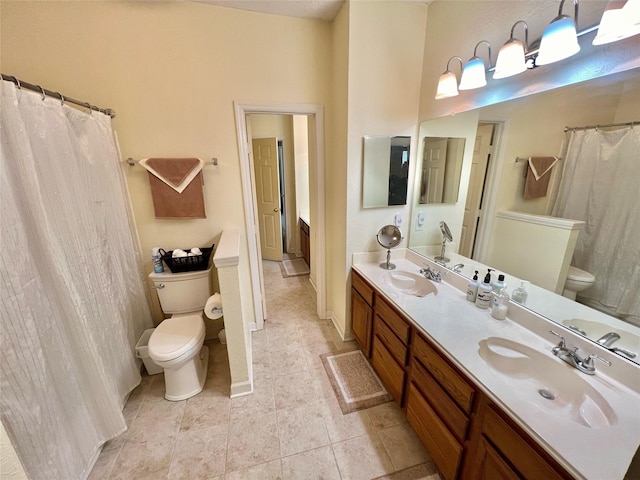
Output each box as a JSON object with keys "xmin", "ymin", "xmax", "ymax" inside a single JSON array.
[
  {"xmin": 163, "ymin": 346, "xmax": 209, "ymax": 401},
  {"xmin": 562, "ymin": 289, "xmax": 578, "ymax": 301}
]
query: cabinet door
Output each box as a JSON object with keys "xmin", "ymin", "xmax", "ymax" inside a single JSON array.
[
  {"xmin": 475, "ymin": 438, "xmax": 522, "ymax": 480},
  {"xmin": 351, "ymin": 289, "xmax": 372, "ymax": 356}
]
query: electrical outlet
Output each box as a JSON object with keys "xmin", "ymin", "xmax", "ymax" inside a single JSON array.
[
  {"xmin": 394, "ymin": 212, "xmax": 403, "ymax": 228},
  {"xmin": 416, "ymin": 211, "xmax": 425, "ymax": 231}
]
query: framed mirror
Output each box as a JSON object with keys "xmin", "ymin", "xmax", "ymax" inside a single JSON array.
[
  {"xmin": 408, "ymin": 68, "xmax": 640, "ymax": 365},
  {"xmin": 362, "ymin": 136, "xmax": 410, "ymax": 208},
  {"xmin": 419, "ymin": 137, "xmax": 466, "ymax": 204}
]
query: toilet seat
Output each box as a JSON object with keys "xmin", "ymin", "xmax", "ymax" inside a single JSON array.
[
  {"xmin": 148, "ymin": 314, "xmax": 205, "ymax": 363},
  {"xmin": 566, "ymin": 266, "xmax": 596, "ymax": 284}
]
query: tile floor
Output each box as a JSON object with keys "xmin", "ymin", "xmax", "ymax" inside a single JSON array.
[{"xmin": 89, "ymin": 259, "xmax": 440, "ymax": 480}]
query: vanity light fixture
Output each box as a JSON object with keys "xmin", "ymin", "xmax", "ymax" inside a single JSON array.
[
  {"xmin": 493, "ymin": 21, "xmax": 529, "ymax": 79},
  {"xmin": 435, "ymin": 56, "xmax": 463, "ymax": 99},
  {"xmin": 459, "ymin": 41, "xmax": 493, "ymax": 90},
  {"xmin": 593, "ymin": 0, "xmax": 640, "ymax": 45},
  {"xmin": 536, "ymin": 0, "xmax": 581, "ymax": 66}
]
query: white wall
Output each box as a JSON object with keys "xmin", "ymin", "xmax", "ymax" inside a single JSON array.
[{"xmin": 337, "ymin": 0, "xmax": 428, "ymax": 338}]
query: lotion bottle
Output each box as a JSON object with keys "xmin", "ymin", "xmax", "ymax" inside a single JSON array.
[
  {"xmin": 491, "ymin": 287, "xmax": 510, "ymax": 320},
  {"xmin": 475, "ymin": 271, "xmax": 493, "ymax": 309},
  {"xmin": 491, "ymin": 273, "xmax": 506, "ymax": 303},
  {"xmin": 466, "ymin": 271, "xmax": 480, "ymax": 302}
]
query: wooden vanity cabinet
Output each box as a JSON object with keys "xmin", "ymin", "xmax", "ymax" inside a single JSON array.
[
  {"xmin": 406, "ymin": 333, "xmax": 476, "ymax": 480},
  {"xmin": 299, "ymin": 218, "xmax": 310, "ymax": 267},
  {"xmin": 351, "ymin": 270, "xmax": 374, "ymax": 356},
  {"xmin": 461, "ymin": 395, "xmax": 572, "ymax": 480},
  {"xmin": 349, "ymin": 269, "xmax": 574, "ymax": 480},
  {"xmin": 371, "ymin": 295, "xmax": 411, "ymax": 404}
]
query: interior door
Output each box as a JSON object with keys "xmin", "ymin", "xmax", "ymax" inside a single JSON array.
[
  {"xmin": 423, "ymin": 138, "xmax": 448, "ymax": 203},
  {"xmin": 252, "ymin": 137, "xmax": 283, "ymax": 261},
  {"xmin": 460, "ymin": 124, "xmax": 493, "ymax": 258}
]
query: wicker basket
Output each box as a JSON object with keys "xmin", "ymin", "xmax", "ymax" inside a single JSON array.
[{"xmin": 159, "ymin": 244, "xmax": 214, "ymax": 273}]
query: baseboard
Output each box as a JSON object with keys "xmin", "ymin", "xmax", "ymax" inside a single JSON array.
[
  {"xmin": 327, "ymin": 311, "xmax": 354, "ymax": 341},
  {"xmin": 230, "ymin": 379, "xmax": 253, "ymax": 398}
]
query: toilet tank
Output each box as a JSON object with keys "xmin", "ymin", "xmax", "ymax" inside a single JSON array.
[{"xmin": 149, "ymin": 267, "xmax": 212, "ymax": 314}]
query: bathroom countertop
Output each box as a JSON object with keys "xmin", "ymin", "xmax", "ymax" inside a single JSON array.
[{"xmin": 353, "ymin": 255, "xmax": 640, "ymax": 480}]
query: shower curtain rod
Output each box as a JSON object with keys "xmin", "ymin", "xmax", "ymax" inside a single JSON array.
[
  {"xmin": 1, "ymin": 73, "xmax": 116, "ymax": 118},
  {"xmin": 564, "ymin": 121, "xmax": 637, "ymax": 132}
]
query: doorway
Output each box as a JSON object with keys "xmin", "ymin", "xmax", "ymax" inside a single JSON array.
[
  {"xmin": 460, "ymin": 122, "xmax": 496, "ymax": 259},
  {"xmin": 234, "ymin": 102, "xmax": 326, "ymax": 332}
]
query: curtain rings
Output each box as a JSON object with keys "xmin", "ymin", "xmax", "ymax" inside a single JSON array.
[
  {"xmin": 15, "ymin": 77, "xmax": 21, "ymax": 89},
  {"xmin": 59, "ymin": 93, "xmax": 65, "ymax": 107},
  {"xmin": 37, "ymin": 85, "xmax": 46, "ymax": 101},
  {"xmin": 84, "ymin": 102, "xmax": 93, "ymax": 115}
]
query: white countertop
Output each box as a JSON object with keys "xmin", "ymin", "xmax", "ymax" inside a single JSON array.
[{"xmin": 353, "ymin": 254, "xmax": 640, "ymax": 480}]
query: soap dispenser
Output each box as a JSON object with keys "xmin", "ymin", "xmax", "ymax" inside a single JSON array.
[
  {"xmin": 512, "ymin": 281, "xmax": 529, "ymax": 304},
  {"xmin": 475, "ymin": 270, "xmax": 493, "ymax": 309},
  {"xmin": 491, "ymin": 273, "xmax": 506, "ymax": 303},
  {"xmin": 466, "ymin": 271, "xmax": 480, "ymax": 302},
  {"xmin": 491, "ymin": 287, "xmax": 510, "ymax": 320}
]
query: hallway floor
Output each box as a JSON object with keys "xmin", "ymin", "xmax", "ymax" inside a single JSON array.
[{"xmin": 90, "ymin": 260, "xmax": 439, "ymax": 480}]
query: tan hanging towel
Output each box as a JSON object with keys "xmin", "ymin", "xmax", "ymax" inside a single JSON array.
[
  {"xmin": 524, "ymin": 156, "xmax": 558, "ymax": 200},
  {"xmin": 140, "ymin": 158, "xmax": 206, "ymax": 218}
]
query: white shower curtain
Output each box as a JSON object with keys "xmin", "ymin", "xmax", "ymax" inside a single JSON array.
[
  {"xmin": 0, "ymin": 81, "xmax": 152, "ymax": 479},
  {"xmin": 553, "ymin": 127, "xmax": 640, "ymax": 323}
]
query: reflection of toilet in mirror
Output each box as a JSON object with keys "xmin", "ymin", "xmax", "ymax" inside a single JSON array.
[{"xmin": 562, "ymin": 265, "xmax": 596, "ymax": 301}]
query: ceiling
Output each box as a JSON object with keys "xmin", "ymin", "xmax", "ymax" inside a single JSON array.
[{"xmin": 194, "ymin": 0, "xmax": 346, "ymax": 22}]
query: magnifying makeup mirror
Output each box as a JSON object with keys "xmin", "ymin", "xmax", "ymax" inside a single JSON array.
[
  {"xmin": 434, "ymin": 221, "xmax": 453, "ymax": 263},
  {"xmin": 377, "ymin": 225, "xmax": 403, "ymax": 270}
]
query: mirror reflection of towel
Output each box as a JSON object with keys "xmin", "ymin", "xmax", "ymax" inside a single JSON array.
[
  {"xmin": 141, "ymin": 158, "xmax": 206, "ymax": 218},
  {"xmin": 524, "ymin": 156, "xmax": 558, "ymax": 200}
]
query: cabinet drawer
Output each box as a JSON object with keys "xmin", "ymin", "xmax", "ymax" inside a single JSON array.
[
  {"xmin": 480, "ymin": 404, "xmax": 567, "ymax": 480},
  {"xmin": 300, "ymin": 219, "xmax": 310, "ymax": 235},
  {"xmin": 413, "ymin": 334, "xmax": 475, "ymax": 414},
  {"xmin": 406, "ymin": 383, "xmax": 463, "ymax": 480},
  {"xmin": 411, "ymin": 357, "xmax": 469, "ymax": 442},
  {"xmin": 375, "ymin": 295, "xmax": 410, "ymax": 345},
  {"xmin": 371, "ymin": 336, "xmax": 405, "ymax": 404},
  {"xmin": 374, "ymin": 315, "xmax": 408, "ymax": 366},
  {"xmin": 352, "ymin": 270, "xmax": 374, "ymax": 306}
]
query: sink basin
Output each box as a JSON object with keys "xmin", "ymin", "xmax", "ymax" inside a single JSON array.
[
  {"xmin": 384, "ymin": 271, "xmax": 437, "ymax": 297},
  {"xmin": 478, "ymin": 337, "xmax": 617, "ymax": 428}
]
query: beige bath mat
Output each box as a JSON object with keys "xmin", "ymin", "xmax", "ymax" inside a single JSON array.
[
  {"xmin": 320, "ymin": 349, "xmax": 393, "ymax": 414},
  {"xmin": 279, "ymin": 258, "xmax": 310, "ymax": 278}
]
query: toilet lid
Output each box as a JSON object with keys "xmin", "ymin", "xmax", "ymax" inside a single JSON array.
[
  {"xmin": 567, "ymin": 266, "xmax": 596, "ymax": 283},
  {"xmin": 148, "ymin": 314, "xmax": 204, "ymax": 362}
]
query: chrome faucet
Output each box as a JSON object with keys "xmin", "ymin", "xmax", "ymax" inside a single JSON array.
[
  {"xmin": 451, "ymin": 263, "xmax": 465, "ymax": 273},
  {"xmin": 549, "ymin": 330, "xmax": 611, "ymax": 375},
  {"xmin": 420, "ymin": 266, "xmax": 443, "ymax": 283},
  {"xmin": 596, "ymin": 332, "xmax": 637, "ymax": 359}
]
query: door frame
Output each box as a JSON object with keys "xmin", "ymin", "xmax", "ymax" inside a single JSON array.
[
  {"xmin": 473, "ymin": 120, "xmax": 507, "ymax": 263},
  {"xmin": 234, "ymin": 102, "xmax": 326, "ymax": 331}
]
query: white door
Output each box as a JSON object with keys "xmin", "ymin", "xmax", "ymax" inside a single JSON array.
[
  {"xmin": 423, "ymin": 138, "xmax": 448, "ymax": 203},
  {"xmin": 253, "ymin": 137, "xmax": 283, "ymax": 261},
  {"xmin": 460, "ymin": 123, "xmax": 493, "ymax": 258}
]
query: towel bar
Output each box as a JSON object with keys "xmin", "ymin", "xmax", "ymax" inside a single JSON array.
[{"xmin": 125, "ymin": 157, "xmax": 218, "ymax": 166}]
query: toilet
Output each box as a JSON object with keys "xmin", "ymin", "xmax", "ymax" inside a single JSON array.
[
  {"xmin": 562, "ymin": 265, "xmax": 596, "ymax": 301},
  {"xmin": 148, "ymin": 266, "xmax": 213, "ymax": 401}
]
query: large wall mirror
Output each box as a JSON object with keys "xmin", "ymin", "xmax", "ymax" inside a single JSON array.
[
  {"xmin": 419, "ymin": 137, "xmax": 466, "ymax": 204},
  {"xmin": 362, "ymin": 135, "xmax": 410, "ymax": 208},
  {"xmin": 408, "ymin": 68, "xmax": 640, "ymax": 365}
]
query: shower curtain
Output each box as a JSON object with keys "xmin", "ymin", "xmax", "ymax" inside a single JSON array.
[
  {"xmin": 0, "ymin": 81, "xmax": 152, "ymax": 478},
  {"xmin": 553, "ymin": 127, "xmax": 640, "ymax": 324}
]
